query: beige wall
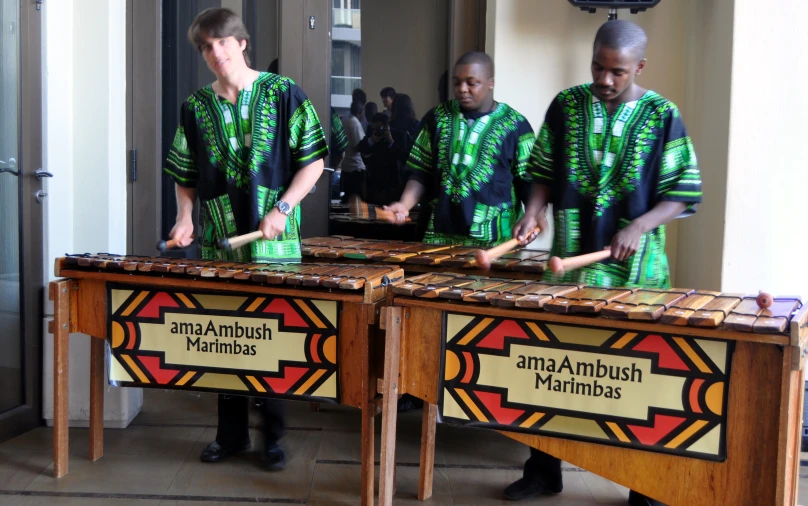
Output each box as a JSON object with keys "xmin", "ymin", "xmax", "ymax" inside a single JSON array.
[
  {"xmin": 487, "ymin": 0, "xmax": 703, "ymax": 285},
  {"xmin": 674, "ymin": 0, "xmax": 735, "ymax": 291},
  {"xmin": 721, "ymin": 0, "xmax": 808, "ymax": 298},
  {"xmin": 361, "ymin": 0, "xmax": 449, "ymax": 119}
]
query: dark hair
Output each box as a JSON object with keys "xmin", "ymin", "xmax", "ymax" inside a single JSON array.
[
  {"xmin": 188, "ymin": 8, "xmax": 251, "ymax": 66},
  {"xmin": 350, "ymin": 101, "xmax": 364, "ymax": 116},
  {"xmin": 352, "ymin": 88, "xmax": 367, "ymax": 106},
  {"xmin": 594, "ymin": 20, "xmax": 648, "ymax": 61},
  {"xmin": 454, "ymin": 51, "xmax": 494, "ymax": 79},
  {"xmin": 371, "ymin": 113, "xmax": 389, "ymax": 125},
  {"xmin": 364, "ymin": 101, "xmax": 378, "ymax": 120},
  {"xmin": 380, "ymin": 87, "xmax": 397, "ymax": 99},
  {"xmin": 390, "ymin": 93, "xmax": 417, "ymax": 123}
]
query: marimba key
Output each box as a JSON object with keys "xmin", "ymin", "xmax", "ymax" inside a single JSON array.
[
  {"xmin": 374, "ymin": 244, "xmax": 453, "ymax": 263},
  {"xmin": 321, "ymin": 266, "xmax": 381, "ymax": 289},
  {"xmin": 512, "ymin": 284, "xmax": 582, "ymax": 309},
  {"xmin": 753, "ymin": 298, "xmax": 803, "ymax": 334},
  {"xmin": 413, "ymin": 275, "xmax": 480, "ymax": 298},
  {"xmin": 544, "ymin": 287, "xmax": 635, "ymax": 314},
  {"xmin": 391, "ymin": 272, "xmax": 461, "ymax": 296},
  {"xmin": 462, "ymin": 281, "xmax": 530, "ymax": 303},
  {"xmin": 286, "ymin": 265, "xmax": 345, "ymax": 286},
  {"xmin": 439, "ymin": 248, "xmax": 488, "ymax": 268},
  {"xmin": 489, "ymin": 283, "xmax": 552, "ymax": 307},
  {"xmin": 601, "ymin": 289, "xmax": 693, "ymax": 320},
  {"xmin": 660, "ymin": 291, "xmax": 722, "ymax": 325},
  {"xmin": 440, "ymin": 278, "xmax": 510, "ymax": 300},
  {"xmin": 337, "ymin": 267, "xmax": 397, "ymax": 290},
  {"xmin": 490, "ymin": 250, "xmax": 550, "ymax": 270},
  {"xmin": 688, "ymin": 293, "xmax": 746, "ymax": 327}
]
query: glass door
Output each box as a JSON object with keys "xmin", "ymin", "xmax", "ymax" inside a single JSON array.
[{"xmin": 0, "ymin": 0, "xmax": 44, "ymax": 443}]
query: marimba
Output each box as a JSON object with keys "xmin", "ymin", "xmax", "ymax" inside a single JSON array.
[
  {"xmin": 301, "ymin": 236, "xmax": 551, "ymax": 279},
  {"xmin": 377, "ymin": 273, "xmax": 808, "ymax": 506},
  {"xmin": 48, "ymin": 254, "xmax": 404, "ymax": 506}
]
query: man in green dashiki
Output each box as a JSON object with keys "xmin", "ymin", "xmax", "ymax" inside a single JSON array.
[
  {"xmin": 165, "ymin": 20, "xmax": 327, "ymax": 263},
  {"xmin": 504, "ymin": 21, "xmax": 701, "ymax": 506},
  {"xmin": 164, "ymin": 7, "xmax": 327, "ymax": 473},
  {"xmin": 385, "ymin": 51, "xmax": 545, "ymax": 248}
]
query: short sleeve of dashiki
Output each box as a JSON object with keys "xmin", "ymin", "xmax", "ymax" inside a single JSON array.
[
  {"xmin": 512, "ymin": 118, "xmax": 537, "ymax": 204},
  {"xmin": 528, "ymin": 96, "xmax": 565, "ymax": 185},
  {"xmin": 404, "ymin": 107, "xmax": 437, "ymax": 187},
  {"xmin": 287, "ymin": 84, "xmax": 328, "ymax": 171},
  {"xmin": 330, "ymin": 107, "xmax": 348, "ymax": 157},
  {"xmin": 656, "ymin": 107, "xmax": 702, "ymax": 215},
  {"xmin": 163, "ymin": 102, "xmax": 199, "ymax": 188}
]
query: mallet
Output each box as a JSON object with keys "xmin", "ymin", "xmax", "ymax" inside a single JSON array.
[
  {"xmin": 474, "ymin": 228, "xmax": 542, "ymax": 270},
  {"xmin": 216, "ymin": 231, "xmax": 264, "ymax": 251},
  {"xmin": 548, "ymin": 248, "xmax": 613, "ymax": 276}
]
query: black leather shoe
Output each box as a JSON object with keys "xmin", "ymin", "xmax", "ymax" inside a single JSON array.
[
  {"xmin": 628, "ymin": 490, "xmax": 666, "ymax": 506},
  {"xmin": 200, "ymin": 439, "xmax": 251, "ymax": 463},
  {"xmin": 504, "ymin": 477, "xmax": 562, "ymax": 501},
  {"xmin": 262, "ymin": 444, "xmax": 287, "ymax": 471}
]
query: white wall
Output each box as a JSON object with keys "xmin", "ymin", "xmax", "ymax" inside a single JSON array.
[
  {"xmin": 720, "ymin": 0, "xmax": 808, "ymax": 299},
  {"xmin": 361, "ymin": 0, "xmax": 449, "ymax": 119},
  {"xmin": 42, "ymin": 0, "xmax": 141, "ymax": 427}
]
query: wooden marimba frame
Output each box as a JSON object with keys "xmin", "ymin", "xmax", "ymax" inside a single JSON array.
[
  {"xmin": 48, "ymin": 255, "xmax": 404, "ymax": 506},
  {"xmin": 376, "ymin": 278, "xmax": 808, "ymax": 506}
]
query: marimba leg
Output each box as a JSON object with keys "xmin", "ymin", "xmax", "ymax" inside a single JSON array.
[
  {"xmin": 418, "ymin": 402, "xmax": 438, "ymax": 500},
  {"xmin": 89, "ymin": 336, "xmax": 105, "ymax": 461},
  {"xmin": 50, "ymin": 279, "xmax": 72, "ymax": 478},
  {"xmin": 360, "ymin": 399, "xmax": 375, "ymax": 506},
  {"xmin": 378, "ymin": 307, "xmax": 403, "ymax": 506}
]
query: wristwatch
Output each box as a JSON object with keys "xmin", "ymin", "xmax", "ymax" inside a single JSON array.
[{"xmin": 275, "ymin": 201, "xmax": 292, "ymax": 216}]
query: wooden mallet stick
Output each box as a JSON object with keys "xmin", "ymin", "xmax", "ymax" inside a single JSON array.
[
  {"xmin": 548, "ymin": 248, "xmax": 612, "ymax": 276},
  {"xmin": 156, "ymin": 237, "xmax": 194, "ymax": 253},
  {"xmin": 217, "ymin": 231, "xmax": 264, "ymax": 251},
  {"xmin": 474, "ymin": 227, "xmax": 542, "ymax": 269}
]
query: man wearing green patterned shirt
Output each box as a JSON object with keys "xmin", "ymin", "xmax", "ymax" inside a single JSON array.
[
  {"xmin": 504, "ymin": 20, "xmax": 701, "ymax": 506},
  {"xmin": 384, "ymin": 51, "xmax": 544, "ymax": 247},
  {"xmin": 164, "ymin": 8, "xmax": 327, "ymax": 472}
]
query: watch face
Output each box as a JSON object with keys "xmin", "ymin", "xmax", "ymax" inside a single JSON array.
[{"xmin": 277, "ymin": 201, "xmax": 291, "ymax": 214}]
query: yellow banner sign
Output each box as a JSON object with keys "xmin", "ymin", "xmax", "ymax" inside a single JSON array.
[
  {"xmin": 107, "ymin": 284, "xmax": 340, "ymax": 402},
  {"xmin": 441, "ymin": 314, "xmax": 732, "ymax": 461}
]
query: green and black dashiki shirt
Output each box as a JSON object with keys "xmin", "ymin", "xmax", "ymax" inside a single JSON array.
[
  {"xmin": 330, "ymin": 107, "xmax": 348, "ymax": 159},
  {"xmin": 530, "ymin": 84, "xmax": 702, "ymax": 288},
  {"xmin": 164, "ymin": 72, "xmax": 328, "ymax": 262},
  {"xmin": 406, "ymin": 100, "xmax": 535, "ymax": 247}
]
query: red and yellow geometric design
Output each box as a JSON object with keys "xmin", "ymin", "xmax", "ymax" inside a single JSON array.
[
  {"xmin": 440, "ymin": 314, "xmax": 732, "ymax": 461},
  {"xmin": 106, "ymin": 284, "xmax": 340, "ymax": 403}
]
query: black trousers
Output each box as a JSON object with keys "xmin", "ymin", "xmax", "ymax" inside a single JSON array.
[
  {"xmin": 215, "ymin": 394, "xmax": 285, "ymax": 449},
  {"xmin": 524, "ymin": 448, "xmax": 661, "ymax": 504},
  {"xmin": 523, "ymin": 448, "xmax": 563, "ymax": 491}
]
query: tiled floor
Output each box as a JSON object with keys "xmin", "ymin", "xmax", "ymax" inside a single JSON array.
[{"xmin": 0, "ymin": 390, "xmax": 805, "ymax": 505}]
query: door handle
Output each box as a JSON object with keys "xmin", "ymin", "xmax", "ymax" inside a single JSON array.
[
  {"xmin": 0, "ymin": 157, "xmax": 18, "ymax": 176},
  {"xmin": 35, "ymin": 190, "xmax": 47, "ymax": 204},
  {"xmin": 34, "ymin": 168, "xmax": 53, "ymax": 181}
]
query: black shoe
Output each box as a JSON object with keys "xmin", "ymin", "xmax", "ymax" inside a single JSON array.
[
  {"xmin": 503, "ymin": 477, "xmax": 562, "ymax": 501},
  {"xmin": 628, "ymin": 490, "xmax": 666, "ymax": 506},
  {"xmin": 262, "ymin": 443, "xmax": 287, "ymax": 471},
  {"xmin": 397, "ymin": 395, "xmax": 423, "ymax": 413},
  {"xmin": 200, "ymin": 439, "xmax": 251, "ymax": 463}
]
